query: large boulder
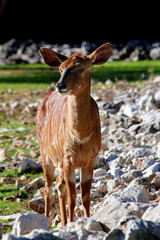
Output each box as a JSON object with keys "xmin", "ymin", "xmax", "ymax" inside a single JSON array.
[{"xmin": 11, "ymin": 213, "xmax": 49, "ymax": 236}]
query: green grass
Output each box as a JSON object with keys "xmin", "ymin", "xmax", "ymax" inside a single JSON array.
[
  {"xmin": 0, "ymin": 168, "xmax": 44, "ymax": 216},
  {"xmin": 0, "ymin": 60, "xmax": 160, "ymax": 90},
  {"xmin": 0, "ymin": 117, "xmax": 35, "ymax": 157},
  {"xmin": 0, "ymin": 83, "xmax": 50, "ymax": 91},
  {"xmin": 92, "ymin": 60, "xmax": 160, "ymax": 81},
  {"xmin": 0, "ymin": 201, "xmax": 29, "ymax": 215},
  {"xmin": 0, "ymin": 168, "xmax": 43, "ymax": 183},
  {"xmin": 0, "ymin": 179, "xmax": 28, "ymax": 216},
  {"xmin": 0, "ymin": 71, "xmax": 59, "ymax": 84},
  {"xmin": 0, "ymin": 63, "xmax": 48, "ymax": 70},
  {"xmin": 0, "ymin": 114, "xmax": 43, "ymax": 218}
]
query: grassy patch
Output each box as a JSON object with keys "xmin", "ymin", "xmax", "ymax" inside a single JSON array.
[
  {"xmin": 0, "ymin": 169, "xmax": 44, "ymax": 217},
  {"xmin": 0, "ymin": 117, "xmax": 36, "ymax": 158},
  {"xmin": 0, "ymin": 179, "xmax": 29, "ymax": 216},
  {"xmin": 0, "ymin": 95, "xmax": 44, "ymax": 218},
  {"xmin": 0, "ymin": 201, "xmax": 29, "ymax": 216},
  {"xmin": 0, "ymin": 71, "xmax": 59, "ymax": 84},
  {"xmin": 0, "ymin": 63, "xmax": 48, "ymax": 70},
  {"xmin": 0, "ymin": 169, "xmax": 19, "ymax": 178},
  {"xmin": 0, "ymin": 83, "xmax": 50, "ymax": 91},
  {"xmin": 0, "ymin": 60, "xmax": 160, "ymax": 90},
  {"xmin": 93, "ymin": 60, "xmax": 160, "ymax": 81}
]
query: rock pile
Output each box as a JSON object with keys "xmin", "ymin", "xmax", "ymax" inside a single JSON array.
[
  {"xmin": 1, "ymin": 76, "xmax": 160, "ymax": 239},
  {"xmin": 1, "ymin": 39, "xmax": 160, "ymax": 65}
]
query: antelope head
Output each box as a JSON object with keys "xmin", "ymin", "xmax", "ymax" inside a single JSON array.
[{"xmin": 39, "ymin": 43, "xmax": 112, "ymax": 96}]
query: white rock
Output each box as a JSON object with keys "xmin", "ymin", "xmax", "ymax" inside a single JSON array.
[
  {"xmin": 121, "ymin": 186, "xmax": 150, "ymax": 203},
  {"xmin": 94, "ymin": 156, "xmax": 99, "ymax": 169},
  {"xmin": 101, "ymin": 126, "xmax": 108, "ymax": 136},
  {"xmin": 12, "ymin": 212, "xmax": 49, "ymax": 236},
  {"xmin": 108, "ymin": 167, "xmax": 124, "ymax": 179},
  {"xmin": 28, "ymin": 102, "xmax": 39, "ymax": 108},
  {"xmin": 120, "ymin": 103, "xmax": 139, "ymax": 118},
  {"xmin": 53, "ymin": 217, "xmax": 107, "ymax": 240},
  {"xmin": 10, "ymin": 101, "xmax": 19, "ymax": 109},
  {"xmin": 16, "ymin": 127, "xmax": 27, "ymax": 132},
  {"xmin": 153, "ymin": 75, "xmax": 160, "ymax": 83},
  {"xmin": 154, "ymin": 90, "xmax": 160, "ymax": 102},
  {"xmin": 91, "ymin": 189, "xmax": 103, "ymax": 200},
  {"xmin": 0, "ymin": 148, "xmax": 9, "ymax": 162},
  {"xmin": 154, "ymin": 132, "xmax": 160, "ymax": 144},
  {"xmin": 106, "ymin": 153, "xmax": 119, "ymax": 163},
  {"xmin": 118, "ymin": 215, "xmax": 160, "ymax": 240},
  {"xmin": 29, "ymin": 196, "xmax": 45, "ymax": 214},
  {"xmin": 93, "ymin": 168, "xmax": 106, "ymax": 177},
  {"xmin": 3, "ymin": 230, "xmax": 60, "ymax": 240},
  {"xmin": 92, "ymin": 195, "xmax": 143, "ymax": 229},
  {"xmin": 142, "ymin": 204, "xmax": 160, "ymax": 222},
  {"xmin": 18, "ymin": 153, "xmax": 32, "ymax": 161},
  {"xmin": 149, "ymin": 47, "xmax": 160, "ymax": 59},
  {"xmin": 126, "ymin": 147, "xmax": 156, "ymax": 159},
  {"xmin": 151, "ymin": 174, "xmax": 160, "ymax": 188},
  {"xmin": 19, "ymin": 160, "xmax": 42, "ymax": 173},
  {"xmin": 138, "ymin": 92, "xmax": 151, "ymax": 109},
  {"xmin": 104, "ymin": 228, "xmax": 124, "ymax": 240},
  {"xmin": 121, "ymin": 170, "xmax": 143, "ymax": 183},
  {"xmin": 157, "ymin": 143, "xmax": 160, "ymax": 158},
  {"xmin": 21, "ymin": 177, "xmax": 45, "ymax": 192},
  {"xmin": 106, "ymin": 179, "xmax": 120, "ymax": 193},
  {"xmin": 76, "ymin": 217, "xmax": 104, "ymax": 232},
  {"xmin": 145, "ymin": 99, "xmax": 156, "ymax": 112},
  {"xmin": 141, "ymin": 111, "xmax": 160, "ymax": 130},
  {"xmin": 94, "ymin": 180, "xmax": 108, "ymax": 194},
  {"xmin": 142, "ymin": 162, "xmax": 160, "ymax": 177},
  {"xmin": 105, "ymin": 79, "xmax": 113, "ymax": 85}
]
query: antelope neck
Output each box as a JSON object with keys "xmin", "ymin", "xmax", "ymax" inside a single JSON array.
[{"xmin": 67, "ymin": 75, "xmax": 92, "ymax": 140}]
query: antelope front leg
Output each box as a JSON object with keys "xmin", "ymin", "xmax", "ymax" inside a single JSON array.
[
  {"xmin": 80, "ymin": 160, "xmax": 94, "ymax": 217},
  {"xmin": 63, "ymin": 162, "xmax": 76, "ymax": 223},
  {"xmin": 56, "ymin": 170, "xmax": 67, "ymax": 227}
]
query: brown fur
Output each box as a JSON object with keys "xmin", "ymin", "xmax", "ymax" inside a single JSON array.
[{"xmin": 37, "ymin": 43, "xmax": 112, "ymax": 226}]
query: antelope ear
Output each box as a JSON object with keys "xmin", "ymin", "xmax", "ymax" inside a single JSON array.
[
  {"xmin": 39, "ymin": 48, "xmax": 68, "ymax": 67},
  {"xmin": 89, "ymin": 43, "xmax": 112, "ymax": 65}
]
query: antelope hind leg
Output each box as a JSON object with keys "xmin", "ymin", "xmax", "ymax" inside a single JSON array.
[
  {"xmin": 56, "ymin": 170, "xmax": 67, "ymax": 227},
  {"xmin": 40, "ymin": 145, "xmax": 55, "ymax": 217}
]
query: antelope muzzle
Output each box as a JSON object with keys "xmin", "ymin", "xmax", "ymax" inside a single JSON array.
[{"xmin": 56, "ymin": 68, "xmax": 71, "ymax": 94}]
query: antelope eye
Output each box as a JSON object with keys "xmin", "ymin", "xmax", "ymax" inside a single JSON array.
[
  {"xmin": 70, "ymin": 66, "xmax": 84, "ymax": 73},
  {"xmin": 59, "ymin": 68, "xmax": 63, "ymax": 73},
  {"xmin": 71, "ymin": 68, "xmax": 83, "ymax": 73},
  {"xmin": 78, "ymin": 68, "xmax": 84, "ymax": 72}
]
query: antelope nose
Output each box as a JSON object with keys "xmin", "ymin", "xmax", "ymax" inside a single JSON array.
[{"xmin": 56, "ymin": 82, "xmax": 67, "ymax": 91}]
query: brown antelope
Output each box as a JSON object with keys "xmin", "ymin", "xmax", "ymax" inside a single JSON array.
[{"xmin": 36, "ymin": 43, "xmax": 112, "ymax": 226}]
